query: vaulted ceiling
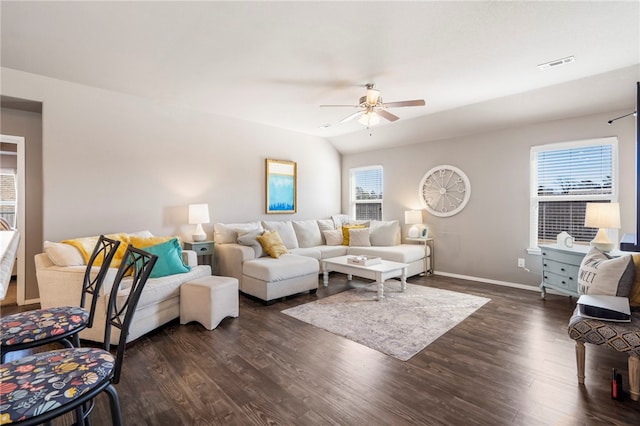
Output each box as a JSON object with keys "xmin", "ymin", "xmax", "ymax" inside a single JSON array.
[{"xmin": 2, "ymin": 1, "xmax": 639, "ymax": 153}]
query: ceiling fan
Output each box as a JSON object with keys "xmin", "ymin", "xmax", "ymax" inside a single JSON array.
[{"xmin": 320, "ymin": 84, "xmax": 425, "ymax": 127}]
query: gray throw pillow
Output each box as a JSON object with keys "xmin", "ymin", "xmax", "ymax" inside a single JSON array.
[{"xmin": 237, "ymin": 230, "xmax": 264, "ymax": 258}]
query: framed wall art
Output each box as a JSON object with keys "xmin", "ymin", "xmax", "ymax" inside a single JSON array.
[{"xmin": 266, "ymin": 159, "xmax": 296, "ymax": 214}]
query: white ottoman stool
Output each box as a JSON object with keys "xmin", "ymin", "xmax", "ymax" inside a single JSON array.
[{"xmin": 180, "ymin": 276, "xmax": 239, "ymax": 330}]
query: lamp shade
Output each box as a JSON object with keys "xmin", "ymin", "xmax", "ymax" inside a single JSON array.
[
  {"xmin": 584, "ymin": 202, "xmax": 620, "ymax": 229},
  {"xmin": 358, "ymin": 111, "xmax": 381, "ymax": 126},
  {"xmin": 188, "ymin": 203, "xmax": 210, "ymax": 225},
  {"xmin": 405, "ymin": 210, "xmax": 423, "ymax": 225}
]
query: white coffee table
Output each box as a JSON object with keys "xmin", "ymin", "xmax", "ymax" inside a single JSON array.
[{"xmin": 321, "ymin": 255, "xmax": 409, "ymax": 301}]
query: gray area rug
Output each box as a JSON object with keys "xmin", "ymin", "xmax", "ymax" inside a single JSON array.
[{"xmin": 281, "ymin": 282, "xmax": 490, "ymax": 361}]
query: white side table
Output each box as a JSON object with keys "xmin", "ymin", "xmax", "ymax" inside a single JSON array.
[{"xmin": 406, "ymin": 237, "xmax": 434, "ymax": 275}]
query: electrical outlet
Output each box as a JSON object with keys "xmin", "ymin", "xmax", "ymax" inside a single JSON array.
[{"xmin": 517, "ymin": 258, "xmax": 525, "ymax": 268}]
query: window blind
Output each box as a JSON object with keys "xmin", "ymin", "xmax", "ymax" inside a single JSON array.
[
  {"xmin": 351, "ymin": 166, "xmax": 383, "ymax": 220},
  {"xmin": 532, "ymin": 139, "xmax": 616, "ymax": 246}
]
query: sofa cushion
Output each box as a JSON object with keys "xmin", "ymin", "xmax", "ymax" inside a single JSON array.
[
  {"xmin": 143, "ymin": 238, "xmax": 191, "ymax": 278},
  {"xmin": 118, "ymin": 265, "xmax": 210, "ymax": 311},
  {"xmin": 578, "ymin": 247, "xmax": 635, "ymax": 297},
  {"xmin": 44, "ymin": 241, "xmax": 85, "ymax": 267},
  {"xmin": 214, "ymin": 222, "xmax": 263, "ymax": 244},
  {"xmin": 243, "ymin": 254, "xmax": 319, "ymax": 282},
  {"xmin": 290, "ymin": 247, "xmax": 322, "ymax": 260},
  {"xmin": 317, "ymin": 219, "xmax": 335, "ymax": 244},
  {"xmin": 257, "ymin": 230, "xmax": 289, "ymax": 258},
  {"xmin": 331, "ymin": 214, "xmax": 351, "ymax": 229},
  {"xmin": 292, "ymin": 220, "xmax": 323, "ymax": 248},
  {"xmin": 317, "ymin": 245, "xmax": 349, "ymax": 259},
  {"xmin": 323, "ymin": 230, "xmax": 343, "ymax": 246},
  {"xmin": 237, "ymin": 230, "xmax": 265, "ymax": 258},
  {"xmin": 262, "ymin": 221, "xmax": 299, "ymax": 249},
  {"xmin": 348, "ymin": 244, "xmax": 424, "ymax": 264},
  {"xmin": 369, "ymin": 220, "xmax": 401, "ymax": 246},
  {"xmin": 349, "ymin": 228, "xmax": 371, "ymax": 247}
]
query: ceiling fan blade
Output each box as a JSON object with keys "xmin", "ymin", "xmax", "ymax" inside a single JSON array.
[
  {"xmin": 340, "ymin": 110, "xmax": 364, "ymax": 123},
  {"xmin": 320, "ymin": 104, "xmax": 359, "ymax": 108},
  {"xmin": 383, "ymin": 99, "xmax": 426, "ymax": 108},
  {"xmin": 377, "ymin": 110, "xmax": 400, "ymax": 122}
]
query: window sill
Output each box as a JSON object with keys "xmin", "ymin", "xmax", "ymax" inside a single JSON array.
[{"xmin": 527, "ymin": 247, "xmax": 542, "ymax": 256}]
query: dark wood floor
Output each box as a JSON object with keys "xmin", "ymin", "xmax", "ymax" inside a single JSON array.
[{"xmin": 3, "ymin": 274, "xmax": 640, "ymax": 425}]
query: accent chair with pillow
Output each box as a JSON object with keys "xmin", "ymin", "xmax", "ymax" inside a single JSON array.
[{"xmin": 568, "ymin": 248, "xmax": 640, "ymax": 400}]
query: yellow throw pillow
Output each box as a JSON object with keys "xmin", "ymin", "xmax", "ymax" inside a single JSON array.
[
  {"xmin": 257, "ymin": 230, "xmax": 289, "ymax": 258},
  {"xmin": 629, "ymin": 254, "xmax": 640, "ymax": 308},
  {"xmin": 62, "ymin": 233, "xmax": 130, "ymax": 268},
  {"xmin": 128, "ymin": 235, "xmax": 175, "ymax": 248},
  {"xmin": 341, "ymin": 225, "xmax": 366, "ymax": 246}
]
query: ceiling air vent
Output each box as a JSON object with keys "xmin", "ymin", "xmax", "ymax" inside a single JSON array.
[{"xmin": 537, "ymin": 56, "xmax": 575, "ymax": 70}]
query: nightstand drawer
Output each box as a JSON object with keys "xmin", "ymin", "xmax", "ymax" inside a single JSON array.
[
  {"xmin": 541, "ymin": 249, "xmax": 583, "ymax": 266},
  {"xmin": 188, "ymin": 243, "xmax": 213, "ymax": 256},
  {"xmin": 541, "ymin": 258, "xmax": 579, "ymax": 279},
  {"xmin": 543, "ymin": 271, "xmax": 574, "ymax": 291}
]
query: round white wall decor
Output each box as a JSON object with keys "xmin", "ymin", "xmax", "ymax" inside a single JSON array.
[{"xmin": 418, "ymin": 165, "xmax": 471, "ymax": 217}]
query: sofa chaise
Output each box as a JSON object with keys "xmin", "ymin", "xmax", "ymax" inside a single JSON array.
[{"xmin": 214, "ymin": 218, "xmax": 429, "ymax": 303}]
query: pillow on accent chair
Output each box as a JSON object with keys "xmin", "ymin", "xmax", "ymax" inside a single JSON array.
[
  {"xmin": 257, "ymin": 230, "xmax": 289, "ymax": 258},
  {"xmin": 348, "ymin": 228, "xmax": 371, "ymax": 247},
  {"xmin": 237, "ymin": 230, "xmax": 265, "ymax": 258},
  {"xmin": 142, "ymin": 238, "xmax": 191, "ymax": 278},
  {"xmin": 322, "ymin": 230, "xmax": 343, "ymax": 246},
  {"xmin": 577, "ymin": 247, "xmax": 635, "ymax": 297}
]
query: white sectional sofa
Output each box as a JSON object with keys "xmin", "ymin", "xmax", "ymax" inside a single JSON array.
[
  {"xmin": 34, "ymin": 232, "xmax": 211, "ymax": 344},
  {"xmin": 214, "ymin": 218, "xmax": 429, "ymax": 304}
]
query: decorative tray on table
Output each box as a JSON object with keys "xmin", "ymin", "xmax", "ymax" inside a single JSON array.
[{"xmin": 347, "ymin": 256, "xmax": 382, "ymax": 266}]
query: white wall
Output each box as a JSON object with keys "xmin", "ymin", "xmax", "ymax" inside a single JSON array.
[
  {"xmin": 342, "ymin": 110, "xmax": 637, "ymax": 287},
  {"xmin": 1, "ymin": 68, "xmax": 341, "ymax": 244}
]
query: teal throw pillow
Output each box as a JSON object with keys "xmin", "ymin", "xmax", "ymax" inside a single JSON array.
[{"xmin": 143, "ymin": 238, "xmax": 191, "ymax": 278}]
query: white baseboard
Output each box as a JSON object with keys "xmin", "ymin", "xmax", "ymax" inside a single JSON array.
[{"xmin": 432, "ymin": 271, "xmax": 569, "ymax": 297}]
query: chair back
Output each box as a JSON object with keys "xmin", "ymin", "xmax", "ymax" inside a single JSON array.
[
  {"xmin": 80, "ymin": 235, "xmax": 121, "ymax": 328},
  {"xmin": 103, "ymin": 245, "xmax": 157, "ymax": 384}
]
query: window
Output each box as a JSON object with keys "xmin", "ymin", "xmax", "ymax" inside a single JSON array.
[
  {"xmin": 350, "ymin": 165, "xmax": 383, "ymax": 220},
  {"xmin": 0, "ymin": 169, "xmax": 17, "ymax": 228},
  {"xmin": 530, "ymin": 137, "xmax": 617, "ymax": 250}
]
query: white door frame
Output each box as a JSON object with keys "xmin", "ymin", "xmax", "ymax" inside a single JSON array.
[{"xmin": 1, "ymin": 134, "xmax": 26, "ymax": 305}]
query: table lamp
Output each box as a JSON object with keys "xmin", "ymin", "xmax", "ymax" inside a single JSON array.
[
  {"xmin": 584, "ymin": 202, "xmax": 620, "ymax": 252},
  {"xmin": 188, "ymin": 203, "xmax": 210, "ymax": 242},
  {"xmin": 405, "ymin": 210, "xmax": 426, "ymax": 238}
]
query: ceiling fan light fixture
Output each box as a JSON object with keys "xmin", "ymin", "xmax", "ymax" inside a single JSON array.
[
  {"xmin": 366, "ymin": 89, "xmax": 380, "ymax": 106},
  {"xmin": 358, "ymin": 111, "xmax": 380, "ymax": 126}
]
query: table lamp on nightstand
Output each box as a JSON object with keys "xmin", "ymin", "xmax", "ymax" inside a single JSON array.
[
  {"xmin": 188, "ymin": 203, "xmax": 210, "ymax": 242},
  {"xmin": 584, "ymin": 202, "xmax": 620, "ymax": 252},
  {"xmin": 405, "ymin": 210, "xmax": 427, "ymax": 238}
]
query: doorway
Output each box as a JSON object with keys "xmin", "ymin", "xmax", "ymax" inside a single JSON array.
[{"xmin": 1, "ymin": 134, "xmax": 26, "ymax": 306}]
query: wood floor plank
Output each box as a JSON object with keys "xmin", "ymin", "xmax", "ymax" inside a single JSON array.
[{"xmin": 3, "ymin": 274, "xmax": 640, "ymax": 424}]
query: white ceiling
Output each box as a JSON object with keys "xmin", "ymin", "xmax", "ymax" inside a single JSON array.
[{"xmin": 2, "ymin": 1, "xmax": 639, "ymax": 154}]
